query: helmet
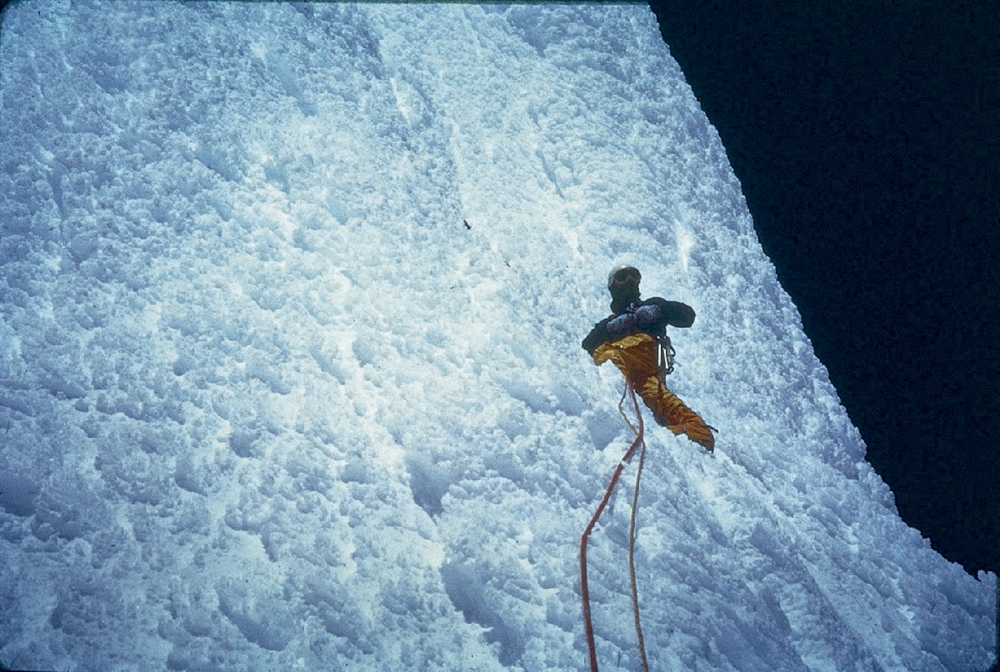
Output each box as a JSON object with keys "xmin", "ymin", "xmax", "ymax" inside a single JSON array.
[{"xmin": 607, "ymin": 265, "xmax": 641, "ymax": 289}]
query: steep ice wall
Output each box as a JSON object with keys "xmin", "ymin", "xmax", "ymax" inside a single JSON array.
[{"xmin": 0, "ymin": 3, "xmax": 995, "ymax": 671}]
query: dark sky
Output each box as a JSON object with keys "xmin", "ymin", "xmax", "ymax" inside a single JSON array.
[{"xmin": 647, "ymin": 1, "xmax": 1000, "ymax": 580}]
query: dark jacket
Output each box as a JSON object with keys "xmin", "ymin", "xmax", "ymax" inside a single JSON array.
[{"xmin": 582, "ymin": 298, "xmax": 695, "ymax": 355}]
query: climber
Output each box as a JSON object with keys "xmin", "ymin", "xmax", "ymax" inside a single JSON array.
[{"xmin": 582, "ymin": 266, "xmax": 715, "ymax": 452}]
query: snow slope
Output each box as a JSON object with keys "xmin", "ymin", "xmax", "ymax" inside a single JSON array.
[{"xmin": 0, "ymin": 2, "xmax": 995, "ymax": 670}]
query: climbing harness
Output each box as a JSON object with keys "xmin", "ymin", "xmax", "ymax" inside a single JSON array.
[{"xmin": 580, "ymin": 377, "xmax": 650, "ymax": 672}]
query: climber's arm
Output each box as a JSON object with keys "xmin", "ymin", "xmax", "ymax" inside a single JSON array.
[{"xmin": 643, "ymin": 298, "xmax": 695, "ymax": 328}]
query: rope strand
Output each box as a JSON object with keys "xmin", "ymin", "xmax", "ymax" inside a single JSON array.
[
  {"xmin": 627, "ymin": 380, "xmax": 649, "ymax": 672},
  {"xmin": 580, "ymin": 379, "xmax": 648, "ymax": 672}
]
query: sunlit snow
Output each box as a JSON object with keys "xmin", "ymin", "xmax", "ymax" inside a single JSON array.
[{"xmin": 0, "ymin": 3, "xmax": 995, "ymax": 671}]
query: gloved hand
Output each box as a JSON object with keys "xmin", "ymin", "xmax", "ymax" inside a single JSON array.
[{"xmin": 606, "ymin": 304, "xmax": 660, "ymax": 336}]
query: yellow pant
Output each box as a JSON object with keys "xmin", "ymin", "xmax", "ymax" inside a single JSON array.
[{"xmin": 592, "ymin": 333, "xmax": 715, "ymax": 452}]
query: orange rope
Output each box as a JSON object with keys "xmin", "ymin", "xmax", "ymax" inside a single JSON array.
[
  {"xmin": 580, "ymin": 379, "xmax": 647, "ymax": 671},
  {"xmin": 628, "ymin": 412, "xmax": 649, "ymax": 672}
]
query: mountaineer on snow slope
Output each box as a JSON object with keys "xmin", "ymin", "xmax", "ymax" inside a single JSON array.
[{"xmin": 582, "ymin": 266, "xmax": 715, "ymax": 452}]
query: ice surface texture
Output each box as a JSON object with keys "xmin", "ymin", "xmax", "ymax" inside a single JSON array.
[{"xmin": 0, "ymin": 3, "xmax": 995, "ymax": 671}]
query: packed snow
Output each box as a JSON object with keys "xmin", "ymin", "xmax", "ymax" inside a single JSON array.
[{"xmin": 0, "ymin": 2, "xmax": 995, "ymax": 671}]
